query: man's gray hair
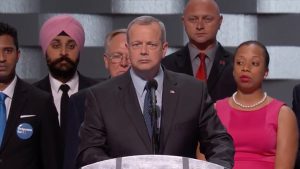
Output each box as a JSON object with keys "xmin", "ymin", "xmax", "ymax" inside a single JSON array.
[
  {"xmin": 104, "ymin": 28, "xmax": 127, "ymax": 53},
  {"xmin": 127, "ymin": 16, "xmax": 166, "ymax": 43}
]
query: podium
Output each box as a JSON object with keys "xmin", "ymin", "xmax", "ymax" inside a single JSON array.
[{"xmin": 82, "ymin": 155, "xmax": 225, "ymax": 169}]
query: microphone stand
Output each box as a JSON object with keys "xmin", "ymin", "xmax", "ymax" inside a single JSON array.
[{"xmin": 150, "ymin": 80, "xmax": 159, "ymax": 154}]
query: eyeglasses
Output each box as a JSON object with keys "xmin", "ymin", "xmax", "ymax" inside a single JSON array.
[{"xmin": 105, "ymin": 53, "xmax": 129, "ymax": 64}]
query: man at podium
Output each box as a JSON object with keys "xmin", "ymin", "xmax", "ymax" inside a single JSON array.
[{"xmin": 77, "ymin": 15, "xmax": 234, "ymax": 169}]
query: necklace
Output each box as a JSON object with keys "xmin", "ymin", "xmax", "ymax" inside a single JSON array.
[{"xmin": 232, "ymin": 92, "xmax": 267, "ymax": 109}]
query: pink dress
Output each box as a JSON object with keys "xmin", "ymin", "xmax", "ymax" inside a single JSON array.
[{"xmin": 216, "ymin": 98, "xmax": 284, "ymax": 169}]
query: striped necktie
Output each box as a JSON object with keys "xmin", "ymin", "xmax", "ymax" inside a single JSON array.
[{"xmin": 143, "ymin": 83, "xmax": 153, "ymax": 138}]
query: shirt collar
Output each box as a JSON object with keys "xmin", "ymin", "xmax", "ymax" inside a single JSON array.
[
  {"xmin": 130, "ymin": 66, "xmax": 164, "ymax": 97},
  {"xmin": 49, "ymin": 72, "xmax": 79, "ymax": 93},
  {"xmin": 188, "ymin": 41, "xmax": 219, "ymax": 61},
  {"xmin": 1, "ymin": 76, "xmax": 17, "ymax": 99}
]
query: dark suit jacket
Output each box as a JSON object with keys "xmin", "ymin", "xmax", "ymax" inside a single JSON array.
[
  {"xmin": 33, "ymin": 72, "xmax": 98, "ymax": 94},
  {"xmin": 63, "ymin": 78, "xmax": 106, "ymax": 169},
  {"xmin": 33, "ymin": 72, "xmax": 98, "ymax": 168},
  {"xmin": 162, "ymin": 44, "xmax": 236, "ymax": 102},
  {"xmin": 77, "ymin": 70, "xmax": 235, "ymax": 169},
  {"xmin": 292, "ymin": 84, "xmax": 300, "ymax": 169},
  {"xmin": 0, "ymin": 78, "xmax": 61, "ymax": 169}
]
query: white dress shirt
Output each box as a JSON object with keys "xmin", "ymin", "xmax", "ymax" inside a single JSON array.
[
  {"xmin": 0, "ymin": 76, "xmax": 17, "ymax": 119},
  {"xmin": 49, "ymin": 73, "xmax": 79, "ymax": 124}
]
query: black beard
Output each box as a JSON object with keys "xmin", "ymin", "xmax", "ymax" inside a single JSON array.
[{"xmin": 46, "ymin": 55, "xmax": 79, "ymax": 80}]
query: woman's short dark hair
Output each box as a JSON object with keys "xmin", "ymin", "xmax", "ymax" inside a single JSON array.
[{"xmin": 234, "ymin": 40, "xmax": 269, "ymax": 70}]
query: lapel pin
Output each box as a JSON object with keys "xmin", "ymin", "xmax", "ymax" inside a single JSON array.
[
  {"xmin": 170, "ymin": 90, "xmax": 175, "ymax": 94},
  {"xmin": 16, "ymin": 123, "xmax": 33, "ymax": 140},
  {"xmin": 219, "ymin": 60, "xmax": 225, "ymax": 65}
]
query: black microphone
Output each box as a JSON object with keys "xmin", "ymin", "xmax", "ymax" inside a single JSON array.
[
  {"xmin": 148, "ymin": 80, "xmax": 158, "ymax": 109},
  {"xmin": 147, "ymin": 79, "xmax": 159, "ymax": 154}
]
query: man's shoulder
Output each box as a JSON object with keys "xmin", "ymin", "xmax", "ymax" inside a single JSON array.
[
  {"xmin": 163, "ymin": 46, "xmax": 189, "ymax": 62},
  {"xmin": 17, "ymin": 78, "xmax": 52, "ymax": 100},
  {"xmin": 162, "ymin": 46, "xmax": 191, "ymax": 73},
  {"xmin": 294, "ymin": 83, "xmax": 300, "ymax": 93},
  {"xmin": 32, "ymin": 76, "xmax": 49, "ymax": 89},
  {"xmin": 88, "ymin": 72, "xmax": 129, "ymax": 92},
  {"xmin": 216, "ymin": 43, "xmax": 233, "ymax": 58},
  {"xmin": 70, "ymin": 88, "xmax": 88, "ymax": 102},
  {"xmin": 78, "ymin": 73, "xmax": 101, "ymax": 89}
]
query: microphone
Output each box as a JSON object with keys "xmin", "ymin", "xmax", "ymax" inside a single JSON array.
[
  {"xmin": 147, "ymin": 79, "xmax": 159, "ymax": 154},
  {"xmin": 148, "ymin": 79, "xmax": 158, "ymax": 109}
]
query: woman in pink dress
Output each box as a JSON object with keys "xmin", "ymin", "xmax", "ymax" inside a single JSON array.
[{"xmin": 216, "ymin": 40, "xmax": 298, "ymax": 169}]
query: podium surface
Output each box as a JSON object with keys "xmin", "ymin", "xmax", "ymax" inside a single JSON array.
[{"xmin": 82, "ymin": 155, "xmax": 224, "ymax": 169}]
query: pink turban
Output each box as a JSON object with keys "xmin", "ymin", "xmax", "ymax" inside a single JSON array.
[{"xmin": 39, "ymin": 15, "xmax": 85, "ymax": 55}]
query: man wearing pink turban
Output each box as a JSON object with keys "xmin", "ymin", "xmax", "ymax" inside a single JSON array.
[{"xmin": 33, "ymin": 15, "xmax": 98, "ymax": 142}]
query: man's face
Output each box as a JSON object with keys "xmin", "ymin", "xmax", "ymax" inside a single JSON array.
[
  {"xmin": 0, "ymin": 34, "xmax": 19, "ymax": 83},
  {"xmin": 46, "ymin": 35, "xmax": 79, "ymax": 79},
  {"xmin": 104, "ymin": 33, "xmax": 130, "ymax": 77},
  {"xmin": 127, "ymin": 22, "xmax": 168, "ymax": 80},
  {"xmin": 182, "ymin": 0, "xmax": 222, "ymax": 49}
]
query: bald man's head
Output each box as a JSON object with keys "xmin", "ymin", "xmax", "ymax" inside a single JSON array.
[
  {"xmin": 184, "ymin": 0, "xmax": 220, "ymax": 16},
  {"xmin": 182, "ymin": 0, "xmax": 223, "ymax": 51}
]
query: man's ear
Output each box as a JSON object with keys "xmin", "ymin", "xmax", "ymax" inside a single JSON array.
[
  {"xmin": 218, "ymin": 15, "xmax": 223, "ymax": 30},
  {"xmin": 162, "ymin": 42, "xmax": 169, "ymax": 58},
  {"xmin": 103, "ymin": 55, "xmax": 109, "ymax": 69},
  {"xmin": 16, "ymin": 49, "xmax": 20, "ymax": 61}
]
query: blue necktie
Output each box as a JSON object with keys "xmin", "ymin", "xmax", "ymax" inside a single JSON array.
[
  {"xmin": 143, "ymin": 83, "xmax": 153, "ymax": 138},
  {"xmin": 0, "ymin": 92, "xmax": 7, "ymax": 147}
]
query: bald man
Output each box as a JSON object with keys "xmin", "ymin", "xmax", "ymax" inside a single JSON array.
[{"xmin": 162, "ymin": 0, "xmax": 236, "ymax": 102}]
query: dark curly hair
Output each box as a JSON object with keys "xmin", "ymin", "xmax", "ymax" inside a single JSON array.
[{"xmin": 234, "ymin": 40, "xmax": 270, "ymax": 70}]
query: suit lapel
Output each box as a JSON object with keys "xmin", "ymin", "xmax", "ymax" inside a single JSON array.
[
  {"xmin": 207, "ymin": 45, "xmax": 231, "ymax": 93},
  {"xmin": 117, "ymin": 72, "xmax": 152, "ymax": 152},
  {"xmin": 37, "ymin": 76, "xmax": 52, "ymax": 93},
  {"xmin": 174, "ymin": 45, "xmax": 194, "ymax": 76},
  {"xmin": 159, "ymin": 70, "xmax": 179, "ymax": 152},
  {"xmin": 1, "ymin": 79, "xmax": 28, "ymax": 150},
  {"xmin": 78, "ymin": 73, "xmax": 87, "ymax": 90}
]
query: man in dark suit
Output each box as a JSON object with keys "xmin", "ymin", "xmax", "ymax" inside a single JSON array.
[
  {"xmin": 63, "ymin": 29, "xmax": 130, "ymax": 169},
  {"xmin": 162, "ymin": 0, "xmax": 236, "ymax": 102},
  {"xmin": 33, "ymin": 15, "xmax": 97, "ymax": 132},
  {"xmin": 0, "ymin": 22, "xmax": 61, "ymax": 169},
  {"xmin": 292, "ymin": 84, "xmax": 300, "ymax": 169},
  {"xmin": 77, "ymin": 16, "xmax": 234, "ymax": 169}
]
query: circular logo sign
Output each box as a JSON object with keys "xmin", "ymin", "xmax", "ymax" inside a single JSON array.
[{"xmin": 16, "ymin": 123, "xmax": 33, "ymax": 140}]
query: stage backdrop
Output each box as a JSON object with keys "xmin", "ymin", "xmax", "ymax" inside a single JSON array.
[{"xmin": 0, "ymin": 0, "xmax": 299, "ymax": 105}]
